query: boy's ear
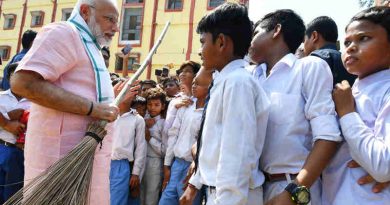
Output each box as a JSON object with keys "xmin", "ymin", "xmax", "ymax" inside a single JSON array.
[
  {"xmin": 272, "ymin": 24, "xmax": 282, "ymax": 39},
  {"xmin": 217, "ymin": 33, "xmax": 226, "ymax": 49},
  {"xmin": 311, "ymin": 31, "xmax": 319, "ymax": 43}
]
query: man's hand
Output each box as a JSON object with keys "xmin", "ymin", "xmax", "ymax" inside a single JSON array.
[
  {"xmin": 90, "ymin": 103, "xmax": 119, "ymax": 122},
  {"xmin": 7, "ymin": 109, "xmax": 24, "ymax": 120},
  {"xmin": 332, "ymin": 80, "xmax": 355, "ymax": 118},
  {"xmin": 265, "ymin": 191, "xmax": 294, "ymax": 205},
  {"xmin": 129, "ymin": 175, "xmax": 140, "ymax": 189},
  {"xmin": 179, "ymin": 185, "xmax": 198, "ymax": 205},
  {"xmin": 145, "ymin": 118, "xmax": 156, "ymax": 128},
  {"xmin": 162, "ymin": 166, "xmax": 171, "ymax": 191},
  {"xmin": 182, "ymin": 162, "xmax": 195, "ymax": 190},
  {"xmin": 4, "ymin": 120, "xmax": 25, "ymax": 136},
  {"xmin": 348, "ymin": 160, "xmax": 390, "ymax": 193}
]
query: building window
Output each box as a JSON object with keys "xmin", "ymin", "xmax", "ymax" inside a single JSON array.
[
  {"xmin": 0, "ymin": 46, "xmax": 11, "ymax": 61},
  {"xmin": 31, "ymin": 11, "xmax": 44, "ymax": 27},
  {"xmin": 125, "ymin": 0, "xmax": 143, "ymax": 3},
  {"xmin": 3, "ymin": 14, "xmax": 16, "ymax": 30},
  {"xmin": 120, "ymin": 7, "xmax": 143, "ymax": 44},
  {"xmin": 115, "ymin": 54, "xmax": 140, "ymax": 72},
  {"xmin": 208, "ymin": 0, "xmax": 225, "ymax": 9},
  {"xmin": 166, "ymin": 0, "xmax": 183, "ymax": 10},
  {"xmin": 62, "ymin": 8, "xmax": 73, "ymax": 21}
]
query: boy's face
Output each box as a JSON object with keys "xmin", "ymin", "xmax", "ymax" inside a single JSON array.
[
  {"xmin": 191, "ymin": 73, "xmax": 211, "ymax": 100},
  {"xmin": 303, "ymin": 34, "xmax": 315, "ymax": 56},
  {"xmin": 133, "ymin": 104, "xmax": 146, "ymax": 117},
  {"xmin": 147, "ymin": 99, "xmax": 164, "ymax": 117},
  {"xmin": 178, "ymin": 66, "xmax": 195, "ymax": 86},
  {"xmin": 199, "ymin": 32, "xmax": 221, "ymax": 70},
  {"xmin": 249, "ymin": 25, "xmax": 273, "ymax": 64},
  {"xmin": 342, "ymin": 20, "xmax": 390, "ymax": 78},
  {"xmin": 164, "ymin": 81, "xmax": 179, "ymax": 97}
]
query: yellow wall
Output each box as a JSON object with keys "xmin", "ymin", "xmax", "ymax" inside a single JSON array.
[{"xmin": 0, "ymin": 0, "xmax": 243, "ymax": 80}]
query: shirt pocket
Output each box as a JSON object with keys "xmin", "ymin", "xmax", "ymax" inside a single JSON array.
[{"xmin": 269, "ymin": 92, "xmax": 303, "ymax": 125}]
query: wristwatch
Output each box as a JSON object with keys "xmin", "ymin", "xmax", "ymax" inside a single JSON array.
[{"xmin": 284, "ymin": 182, "xmax": 311, "ymax": 205}]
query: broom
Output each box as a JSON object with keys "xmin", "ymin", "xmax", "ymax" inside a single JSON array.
[{"xmin": 4, "ymin": 21, "xmax": 171, "ymax": 205}]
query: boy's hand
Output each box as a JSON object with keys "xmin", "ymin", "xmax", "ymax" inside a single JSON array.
[
  {"xmin": 145, "ymin": 118, "xmax": 156, "ymax": 128},
  {"xmin": 175, "ymin": 98, "xmax": 193, "ymax": 109},
  {"xmin": 182, "ymin": 162, "xmax": 195, "ymax": 190},
  {"xmin": 129, "ymin": 175, "xmax": 140, "ymax": 188},
  {"xmin": 7, "ymin": 109, "xmax": 25, "ymax": 120},
  {"xmin": 4, "ymin": 120, "xmax": 25, "ymax": 136},
  {"xmin": 348, "ymin": 160, "xmax": 390, "ymax": 193},
  {"xmin": 145, "ymin": 129, "xmax": 151, "ymax": 142},
  {"xmin": 162, "ymin": 166, "xmax": 171, "ymax": 191},
  {"xmin": 265, "ymin": 191, "xmax": 295, "ymax": 205},
  {"xmin": 332, "ymin": 80, "xmax": 355, "ymax": 118},
  {"xmin": 179, "ymin": 185, "xmax": 198, "ymax": 205}
]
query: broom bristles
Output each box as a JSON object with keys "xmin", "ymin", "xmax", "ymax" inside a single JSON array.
[{"xmin": 4, "ymin": 121, "xmax": 106, "ymax": 205}]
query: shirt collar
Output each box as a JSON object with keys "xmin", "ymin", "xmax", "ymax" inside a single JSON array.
[
  {"xmin": 254, "ymin": 53, "xmax": 296, "ymax": 78},
  {"xmin": 353, "ymin": 69, "xmax": 390, "ymax": 92},
  {"xmin": 3, "ymin": 89, "xmax": 17, "ymax": 100},
  {"xmin": 213, "ymin": 59, "xmax": 248, "ymax": 83},
  {"xmin": 121, "ymin": 108, "xmax": 138, "ymax": 117}
]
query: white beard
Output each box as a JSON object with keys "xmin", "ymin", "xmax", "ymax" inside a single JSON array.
[{"xmin": 88, "ymin": 15, "xmax": 112, "ymax": 47}]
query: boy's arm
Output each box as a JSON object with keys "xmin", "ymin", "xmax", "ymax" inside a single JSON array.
[
  {"xmin": 148, "ymin": 120, "xmax": 166, "ymax": 156},
  {"xmin": 164, "ymin": 108, "xmax": 183, "ymax": 166},
  {"xmin": 0, "ymin": 110, "xmax": 25, "ymax": 136},
  {"xmin": 214, "ymin": 78, "xmax": 264, "ymax": 205},
  {"xmin": 334, "ymin": 82, "xmax": 390, "ymax": 182},
  {"xmin": 132, "ymin": 118, "xmax": 147, "ymax": 178}
]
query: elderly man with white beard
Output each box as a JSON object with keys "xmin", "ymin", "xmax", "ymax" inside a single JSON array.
[{"xmin": 10, "ymin": 0, "xmax": 133, "ymax": 204}]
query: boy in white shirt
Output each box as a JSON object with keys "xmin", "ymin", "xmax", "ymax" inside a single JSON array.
[
  {"xmin": 326, "ymin": 6, "xmax": 390, "ymax": 205},
  {"xmin": 180, "ymin": 3, "xmax": 270, "ymax": 205},
  {"xmin": 140, "ymin": 88, "xmax": 166, "ymax": 205},
  {"xmin": 159, "ymin": 68, "xmax": 212, "ymax": 205},
  {"xmin": 248, "ymin": 9, "xmax": 342, "ymax": 205},
  {"xmin": 110, "ymin": 93, "xmax": 147, "ymax": 205}
]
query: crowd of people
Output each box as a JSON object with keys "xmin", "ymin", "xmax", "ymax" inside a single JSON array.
[{"xmin": 0, "ymin": 0, "xmax": 389, "ymax": 205}]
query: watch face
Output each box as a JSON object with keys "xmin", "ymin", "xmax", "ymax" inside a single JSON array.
[{"xmin": 297, "ymin": 189, "xmax": 310, "ymax": 203}]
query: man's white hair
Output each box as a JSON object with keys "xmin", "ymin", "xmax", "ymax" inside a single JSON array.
[{"xmin": 74, "ymin": 0, "xmax": 117, "ymax": 11}]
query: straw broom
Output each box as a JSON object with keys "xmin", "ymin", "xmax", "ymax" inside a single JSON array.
[{"xmin": 4, "ymin": 21, "xmax": 171, "ymax": 205}]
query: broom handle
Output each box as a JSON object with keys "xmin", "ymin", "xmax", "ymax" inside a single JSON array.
[
  {"xmin": 98, "ymin": 21, "xmax": 171, "ymax": 128},
  {"xmin": 113, "ymin": 21, "xmax": 171, "ymax": 106}
]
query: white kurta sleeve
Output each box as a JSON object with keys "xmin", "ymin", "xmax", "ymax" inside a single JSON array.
[
  {"xmin": 132, "ymin": 117, "xmax": 147, "ymax": 177},
  {"xmin": 149, "ymin": 121, "xmax": 166, "ymax": 156},
  {"xmin": 340, "ymin": 95, "xmax": 390, "ymax": 182},
  {"xmin": 302, "ymin": 57, "xmax": 342, "ymax": 143}
]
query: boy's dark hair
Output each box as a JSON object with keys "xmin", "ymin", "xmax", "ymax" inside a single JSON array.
[
  {"xmin": 145, "ymin": 87, "xmax": 167, "ymax": 105},
  {"xmin": 255, "ymin": 9, "xmax": 305, "ymax": 53},
  {"xmin": 306, "ymin": 16, "xmax": 338, "ymax": 43},
  {"xmin": 131, "ymin": 96, "xmax": 146, "ymax": 107},
  {"xmin": 141, "ymin": 80, "xmax": 157, "ymax": 88},
  {"xmin": 6, "ymin": 63, "xmax": 19, "ymax": 81},
  {"xmin": 22, "ymin": 30, "xmax": 37, "ymax": 50},
  {"xmin": 162, "ymin": 77, "xmax": 179, "ymax": 87},
  {"xmin": 177, "ymin": 61, "xmax": 201, "ymax": 75},
  {"xmin": 196, "ymin": 2, "xmax": 252, "ymax": 58},
  {"xmin": 347, "ymin": 6, "xmax": 390, "ymax": 41}
]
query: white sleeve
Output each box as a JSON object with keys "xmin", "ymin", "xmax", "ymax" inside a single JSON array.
[
  {"xmin": 149, "ymin": 120, "xmax": 166, "ymax": 156},
  {"xmin": 302, "ymin": 57, "xmax": 342, "ymax": 143},
  {"xmin": 132, "ymin": 118, "xmax": 147, "ymax": 177},
  {"xmin": 189, "ymin": 168, "xmax": 203, "ymax": 190},
  {"xmin": 215, "ymin": 77, "xmax": 258, "ymax": 205},
  {"xmin": 340, "ymin": 95, "xmax": 390, "ymax": 182},
  {"xmin": 164, "ymin": 108, "xmax": 183, "ymax": 166}
]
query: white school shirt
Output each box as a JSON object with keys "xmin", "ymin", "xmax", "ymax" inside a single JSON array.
[
  {"xmin": 111, "ymin": 109, "xmax": 147, "ymax": 177},
  {"xmin": 322, "ymin": 69, "xmax": 390, "ymax": 205},
  {"xmin": 189, "ymin": 59, "xmax": 270, "ymax": 205},
  {"xmin": 145, "ymin": 114, "xmax": 165, "ymax": 158},
  {"xmin": 164, "ymin": 99, "xmax": 203, "ymax": 166},
  {"xmin": 0, "ymin": 89, "xmax": 30, "ymax": 144},
  {"xmin": 249, "ymin": 54, "xmax": 342, "ymax": 174}
]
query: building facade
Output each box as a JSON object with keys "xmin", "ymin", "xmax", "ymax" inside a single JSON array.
[{"xmin": 0, "ymin": 0, "xmax": 248, "ymax": 80}]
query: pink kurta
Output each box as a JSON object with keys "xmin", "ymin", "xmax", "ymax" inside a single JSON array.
[{"xmin": 17, "ymin": 22, "xmax": 113, "ymax": 205}]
